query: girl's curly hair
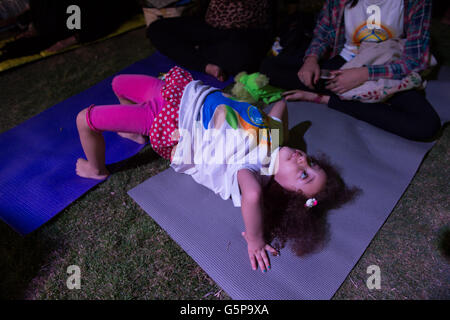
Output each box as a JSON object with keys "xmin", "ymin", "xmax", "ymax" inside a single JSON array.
[{"xmin": 262, "ymin": 153, "xmax": 360, "ymax": 256}]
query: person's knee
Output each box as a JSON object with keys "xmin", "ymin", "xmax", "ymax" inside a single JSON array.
[
  {"xmin": 404, "ymin": 110, "xmax": 441, "ymax": 140},
  {"xmin": 390, "ymin": 92, "xmax": 442, "ymax": 140},
  {"xmin": 259, "ymin": 57, "xmax": 273, "ymax": 76},
  {"xmin": 76, "ymin": 108, "xmax": 89, "ymax": 130},
  {"xmin": 416, "ymin": 113, "xmax": 442, "ymax": 140},
  {"xmin": 111, "ymin": 75, "xmax": 126, "ymax": 98},
  {"xmin": 222, "ymin": 46, "xmax": 257, "ymax": 75},
  {"xmin": 146, "ymin": 19, "xmax": 165, "ymax": 41}
]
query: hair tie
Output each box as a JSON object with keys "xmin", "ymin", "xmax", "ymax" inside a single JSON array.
[{"xmin": 304, "ymin": 198, "xmax": 318, "ymax": 209}]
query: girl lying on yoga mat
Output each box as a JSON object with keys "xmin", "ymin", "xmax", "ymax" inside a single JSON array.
[{"xmin": 75, "ymin": 66, "xmax": 356, "ymax": 273}]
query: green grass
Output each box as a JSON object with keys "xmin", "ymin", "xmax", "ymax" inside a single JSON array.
[
  {"xmin": 0, "ymin": 23, "xmax": 449, "ymax": 300},
  {"xmin": 0, "ymin": 28, "xmax": 227, "ymax": 300}
]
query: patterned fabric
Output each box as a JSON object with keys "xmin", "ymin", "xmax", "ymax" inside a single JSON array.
[
  {"xmin": 170, "ymin": 83, "xmax": 282, "ymax": 207},
  {"xmin": 338, "ymin": 39, "xmax": 423, "ymax": 103},
  {"xmin": 205, "ymin": 0, "xmax": 270, "ymax": 30},
  {"xmin": 149, "ymin": 66, "xmax": 193, "ymax": 159},
  {"xmin": 304, "ymin": 0, "xmax": 432, "ymax": 80},
  {"xmin": 346, "ymin": 72, "xmax": 422, "ymax": 102}
]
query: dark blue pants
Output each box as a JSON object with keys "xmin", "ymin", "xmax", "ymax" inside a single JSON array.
[{"xmin": 261, "ymin": 54, "xmax": 441, "ymax": 141}]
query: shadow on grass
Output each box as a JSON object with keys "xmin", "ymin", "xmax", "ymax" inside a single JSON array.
[
  {"xmin": 0, "ymin": 223, "xmax": 54, "ymax": 299},
  {"xmin": 107, "ymin": 144, "xmax": 162, "ymax": 175},
  {"xmin": 437, "ymin": 226, "xmax": 450, "ymax": 262},
  {"xmin": 0, "ymin": 144, "xmax": 164, "ymax": 300}
]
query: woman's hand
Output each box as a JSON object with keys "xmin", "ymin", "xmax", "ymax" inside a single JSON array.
[
  {"xmin": 282, "ymin": 90, "xmax": 305, "ymax": 101},
  {"xmin": 325, "ymin": 67, "xmax": 369, "ymax": 94},
  {"xmin": 242, "ymin": 232, "xmax": 278, "ymax": 272},
  {"xmin": 298, "ymin": 56, "xmax": 320, "ymax": 89}
]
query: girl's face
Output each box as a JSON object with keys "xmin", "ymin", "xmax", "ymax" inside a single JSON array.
[{"xmin": 274, "ymin": 147, "xmax": 327, "ymax": 197}]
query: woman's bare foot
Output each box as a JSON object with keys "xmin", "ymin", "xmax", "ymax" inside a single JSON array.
[
  {"xmin": 282, "ymin": 90, "xmax": 330, "ymax": 104},
  {"xmin": 46, "ymin": 35, "xmax": 78, "ymax": 53},
  {"xmin": 76, "ymin": 158, "xmax": 109, "ymax": 180},
  {"xmin": 15, "ymin": 23, "xmax": 37, "ymax": 39},
  {"xmin": 205, "ymin": 63, "xmax": 226, "ymax": 81},
  {"xmin": 117, "ymin": 132, "xmax": 147, "ymax": 144}
]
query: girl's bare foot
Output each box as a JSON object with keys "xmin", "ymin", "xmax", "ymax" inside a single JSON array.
[
  {"xmin": 205, "ymin": 63, "xmax": 226, "ymax": 81},
  {"xmin": 117, "ymin": 132, "xmax": 147, "ymax": 144},
  {"xmin": 76, "ymin": 158, "xmax": 109, "ymax": 180},
  {"xmin": 282, "ymin": 90, "xmax": 330, "ymax": 104}
]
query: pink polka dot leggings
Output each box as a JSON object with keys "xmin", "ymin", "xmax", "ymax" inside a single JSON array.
[
  {"xmin": 86, "ymin": 74, "xmax": 167, "ymax": 138},
  {"xmin": 85, "ymin": 67, "xmax": 193, "ymax": 159}
]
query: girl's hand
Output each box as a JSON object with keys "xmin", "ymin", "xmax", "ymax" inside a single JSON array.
[
  {"xmin": 325, "ymin": 67, "xmax": 369, "ymax": 94},
  {"xmin": 282, "ymin": 90, "xmax": 304, "ymax": 101},
  {"xmin": 282, "ymin": 90, "xmax": 329, "ymax": 104},
  {"xmin": 242, "ymin": 232, "xmax": 278, "ymax": 272},
  {"xmin": 298, "ymin": 56, "xmax": 320, "ymax": 89}
]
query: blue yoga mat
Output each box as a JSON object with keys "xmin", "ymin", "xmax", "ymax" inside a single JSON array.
[{"xmin": 0, "ymin": 52, "xmax": 233, "ymax": 235}]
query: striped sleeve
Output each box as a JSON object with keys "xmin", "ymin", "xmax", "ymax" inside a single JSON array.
[
  {"xmin": 367, "ymin": 0, "xmax": 432, "ymax": 80},
  {"xmin": 304, "ymin": 0, "xmax": 336, "ymax": 60}
]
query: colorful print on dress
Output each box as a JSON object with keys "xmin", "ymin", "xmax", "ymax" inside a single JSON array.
[{"xmin": 202, "ymin": 91, "xmax": 268, "ymax": 130}]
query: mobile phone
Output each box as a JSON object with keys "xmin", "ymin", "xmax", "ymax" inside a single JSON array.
[{"xmin": 320, "ymin": 69, "xmax": 335, "ymax": 79}]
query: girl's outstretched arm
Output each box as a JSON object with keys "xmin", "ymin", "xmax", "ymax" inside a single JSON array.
[
  {"xmin": 268, "ymin": 98, "xmax": 289, "ymax": 143},
  {"xmin": 237, "ymin": 169, "xmax": 278, "ymax": 273}
]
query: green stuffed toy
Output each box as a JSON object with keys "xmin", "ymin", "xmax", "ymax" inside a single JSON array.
[{"xmin": 231, "ymin": 72, "xmax": 284, "ymax": 105}]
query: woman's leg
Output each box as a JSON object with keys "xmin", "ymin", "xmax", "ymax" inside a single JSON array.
[
  {"xmin": 260, "ymin": 54, "xmax": 304, "ymax": 90},
  {"xmin": 204, "ymin": 28, "xmax": 271, "ymax": 77},
  {"xmin": 146, "ymin": 17, "xmax": 218, "ymax": 73},
  {"xmin": 327, "ymin": 90, "xmax": 441, "ymax": 140},
  {"xmin": 147, "ymin": 17, "xmax": 241, "ymax": 80},
  {"xmin": 280, "ymin": 55, "xmax": 441, "ymax": 140}
]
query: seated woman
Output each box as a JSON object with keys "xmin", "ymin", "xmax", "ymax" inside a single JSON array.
[
  {"xmin": 0, "ymin": 0, "xmax": 139, "ymax": 60},
  {"xmin": 268, "ymin": 0, "xmax": 441, "ymax": 141},
  {"xmin": 146, "ymin": 0, "xmax": 273, "ymax": 81}
]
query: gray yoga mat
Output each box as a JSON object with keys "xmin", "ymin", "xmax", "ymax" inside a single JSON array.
[{"xmin": 128, "ymin": 77, "xmax": 449, "ymax": 300}]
